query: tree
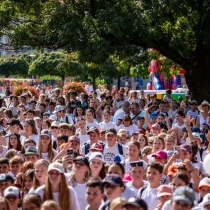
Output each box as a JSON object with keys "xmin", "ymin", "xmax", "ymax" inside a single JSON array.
[
  {"xmin": 0, "ymin": 55, "xmax": 28, "ymax": 77},
  {"xmin": 1, "ymin": 0, "xmax": 210, "ymax": 101},
  {"xmin": 29, "ymin": 52, "xmax": 83, "ymax": 86}
]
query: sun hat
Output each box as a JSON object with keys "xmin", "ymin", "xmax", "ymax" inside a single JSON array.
[
  {"xmin": 4, "ymin": 186, "xmax": 19, "ymax": 198},
  {"xmin": 24, "ymin": 146, "xmax": 39, "ymax": 157},
  {"xmin": 202, "ymin": 193, "xmax": 210, "ymax": 207},
  {"xmin": 198, "ymin": 177, "xmax": 210, "ymax": 190},
  {"xmin": 157, "ymin": 185, "xmax": 172, "ymax": 198},
  {"xmin": 53, "ymin": 105, "xmax": 64, "ymax": 114},
  {"xmin": 102, "ymin": 174, "xmax": 124, "ymax": 187},
  {"xmin": 73, "ymin": 156, "xmax": 89, "ymax": 167},
  {"xmin": 172, "ymin": 186, "xmax": 194, "ymax": 206},
  {"xmin": 122, "ymin": 197, "xmax": 148, "ymax": 210},
  {"xmin": 89, "ymin": 152, "xmax": 104, "ymax": 162},
  {"xmin": 198, "ymin": 101, "xmax": 210, "ymax": 112},
  {"xmin": 48, "ymin": 162, "xmax": 64, "ymax": 174},
  {"xmin": 40, "ymin": 129, "xmax": 52, "ymax": 138},
  {"xmin": 68, "ymin": 135, "xmax": 80, "ymax": 144}
]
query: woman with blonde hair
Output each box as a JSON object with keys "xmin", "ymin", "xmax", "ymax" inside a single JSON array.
[
  {"xmin": 110, "ymin": 197, "xmax": 127, "ymax": 210},
  {"xmin": 41, "ymin": 200, "xmax": 61, "ymax": 210},
  {"xmin": 38, "ymin": 129, "xmax": 57, "ymax": 163},
  {"xmin": 0, "ymin": 196, "xmax": 10, "ymax": 210},
  {"xmin": 69, "ymin": 156, "xmax": 90, "ymax": 210},
  {"xmin": 22, "ymin": 193, "xmax": 42, "ymax": 210},
  {"xmin": 35, "ymin": 162, "xmax": 80, "ymax": 210},
  {"xmin": 29, "ymin": 159, "xmax": 49, "ymax": 193}
]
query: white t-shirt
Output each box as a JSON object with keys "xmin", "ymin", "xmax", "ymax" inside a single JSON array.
[
  {"xmin": 99, "ymin": 121, "xmax": 117, "ymax": 130},
  {"xmin": 35, "ymin": 185, "xmax": 80, "ymax": 210},
  {"xmin": 41, "ymin": 150, "xmax": 58, "ymax": 163},
  {"xmin": 70, "ymin": 182, "xmax": 87, "ymax": 209},
  {"xmin": 86, "ymin": 121, "xmax": 101, "ymax": 131},
  {"xmin": 117, "ymin": 124, "xmax": 139, "ymax": 136},
  {"xmin": 21, "ymin": 134, "xmax": 39, "ymax": 145},
  {"xmin": 126, "ymin": 180, "xmax": 149, "ymax": 194},
  {"xmin": 113, "ymin": 109, "xmax": 125, "ymax": 125},
  {"xmin": 103, "ymin": 142, "xmax": 128, "ymax": 164},
  {"xmin": 121, "ymin": 186, "xmax": 138, "ymax": 199},
  {"xmin": 0, "ymin": 146, "xmax": 8, "ymax": 158},
  {"xmin": 85, "ymin": 85, "xmax": 93, "ymax": 94},
  {"xmin": 77, "ymin": 133, "xmax": 89, "ymax": 149},
  {"xmin": 138, "ymin": 185, "xmax": 158, "ymax": 210}
]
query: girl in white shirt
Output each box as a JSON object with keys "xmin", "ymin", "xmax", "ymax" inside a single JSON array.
[
  {"xmin": 85, "ymin": 109, "xmax": 100, "ymax": 131},
  {"xmin": 38, "ymin": 129, "xmax": 57, "ymax": 163},
  {"xmin": 35, "ymin": 162, "xmax": 80, "ymax": 210},
  {"xmin": 68, "ymin": 156, "xmax": 90, "ymax": 209}
]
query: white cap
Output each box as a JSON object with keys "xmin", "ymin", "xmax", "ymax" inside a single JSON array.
[
  {"xmin": 89, "ymin": 152, "xmax": 104, "ymax": 162},
  {"xmin": 192, "ymin": 132, "xmax": 202, "ymax": 141},
  {"xmin": 4, "ymin": 186, "xmax": 19, "ymax": 198},
  {"xmin": 198, "ymin": 177, "xmax": 210, "ymax": 190},
  {"xmin": 48, "ymin": 162, "xmax": 64, "ymax": 174},
  {"xmin": 53, "ymin": 105, "xmax": 64, "ymax": 114},
  {"xmin": 203, "ymin": 193, "xmax": 210, "ymax": 207}
]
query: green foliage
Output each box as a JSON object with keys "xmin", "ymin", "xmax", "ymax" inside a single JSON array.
[
  {"xmin": 13, "ymin": 84, "xmax": 39, "ymax": 97},
  {"xmin": 0, "ymin": 55, "xmax": 29, "ymax": 77},
  {"xmin": 29, "ymin": 52, "xmax": 83, "ymax": 78}
]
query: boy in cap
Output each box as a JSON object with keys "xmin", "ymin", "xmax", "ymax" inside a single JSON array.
[
  {"xmin": 0, "ymin": 174, "xmax": 14, "ymax": 196},
  {"xmin": 197, "ymin": 178, "xmax": 210, "ymax": 206},
  {"xmin": 99, "ymin": 174, "xmax": 124, "ymax": 210},
  {"xmin": 4, "ymin": 186, "xmax": 20, "ymax": 210},
  {"xmin": 24, "ymin": 146, "xmax": 40, "ymax": 163}
]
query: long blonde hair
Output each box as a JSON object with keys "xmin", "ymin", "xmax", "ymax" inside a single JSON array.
[
  {"xmin": 32, "ymin": 159, "xmax": 49, "ymax": 189},
  {"xmin": 110, "ymin": 197, "xmax": 127, "ymax": 210},
  {"xmin": 43, "ymin": 173, "xmax": 70, "ymax": 210},
  {"xmin": 38, "ymin": 136, "xmax": 55, "ymax": 163}
]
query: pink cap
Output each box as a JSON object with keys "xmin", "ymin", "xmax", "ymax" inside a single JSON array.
[
  {"xmin": 152, "ymin": 123, "xmax": 161, "ymax": 129},
  {"xmin": 157, "ymin": 185, "xmax": 172, "ymax": 198},
  {"xmin": 152, "ymin": 150, "xmax": 167, "ymax": 159}
]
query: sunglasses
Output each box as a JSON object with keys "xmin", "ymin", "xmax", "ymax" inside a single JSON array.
[{"xmin": 130, "ymin": 161, "xmax": 143, "ymax": 167}]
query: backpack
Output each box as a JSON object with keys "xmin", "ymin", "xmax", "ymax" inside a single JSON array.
[
  {"xmin": 84, "ymin": 142, "xmax": 124, "ymax": 156},
  {"xmin": 65, "ymin": 116, "xmax": 69, "ymax": 124},
  {"xmin": 139, "ymin": 185, "xmax": 148, "ymax": 198}
]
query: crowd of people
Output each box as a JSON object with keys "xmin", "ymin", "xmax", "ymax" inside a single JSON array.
[{"xmin": 0, "ymin": 83, "xmax": 209, "ymax": 210}]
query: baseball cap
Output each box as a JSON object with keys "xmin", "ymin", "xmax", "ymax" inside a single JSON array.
[
  {"xmin": 51, "ymin": 121, "xmax": 59, "ymax": 128},
  {"xmin": 157, "ymin": 185, "xmax": 172, "ymax": 198},
  {"xmin": 53, "ymin": 105, "xmax": 64, "ymax": 114},
  {"xmin": 122, "ymin": 174, "xmax": 132, "ymax": 183},
  {"xmin": 87, "ymin": 127, "xmax": 100, "ymax": 135},
  {"xmin": 152, "ymin": 123, "xmax": 161, "ymax": 129},
  {"xmin": 180, "ymin": 144, "xmax": 192, "ymax": 153},
  {"xmin": 102, "ymin": 174, "xmax": 124, "ymax": 187},
  {"xmin": 43, "ymin": 112, "xmax": 51, "ymax": 117},
  {"xmin": 191, "ymin": 127, "xmax": 201, "ymax": 133},
  {"xmin": 198, "ymin": 177, "xmax": 210, "ymax": 190},
  {"xmin": 73, "ymin": 156, "xmax": 89, "ymax": 167},
  {"xmin": 150, "ymin": 113, "xmax": 158, "ymax": 118},
  {"xmin": 167, "ymin": 164, "xmax": 177, "ymax": 176},
  {"xmin": 68, "ymin": 135, "xmax": 80, "ymax": 144},
  {"xmin": 48, "ymin": 162, "xmax": 64, "ymax": 174},
  {"xmin": 172, "ymin": 186, "xmax": 194, "ymax": 206},
  {"xmin": 4, "ymin": 186, "xmax": 19, "ymax": 198},
  {"xmin": 0, "ymin": 174, "xmax": 14, "ymax": 183},
  {"xmin": 122, "ymin": 197, "xmax": 148, "ymax": 210},
  {"xmin": 113, "ymin": 154, "xmax": 124, "ymax": 163},
  {"xmin": 192, "ymin": 132, "xmax": 202, "ymax": 141},
  {"xmin": 190, "ymin": 100, "xmax": 197, "ymax": 105},
  {"xmin": 202, "ymin": 193, "xmax": 210, "ymax": 207},
  {"xmin": 24, "ymin": 146, "xmax": 39, "ymax": 157},
  {"xmin": 40, "ymin": 129, "xmax": 52, "ymax": 138},
  {"xmin": 7, "ymin": 119, "xmax": 21, "ymax": 126},
  {"xmin": 152, "ymin": 150, "xmax": 167, "ymax": 159},
  {"xmin": 105, "ymin": 128, "xmax": 117, "ymax": 135},
  {"xmin": 89, "ymin": 143, "xmax": 102, "ymax": 151},
  {"xmin": 89, "ymin": 152, "xmax": 104, "ymax": 162}
]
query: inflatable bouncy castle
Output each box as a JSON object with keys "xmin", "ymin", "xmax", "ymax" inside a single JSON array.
[{"xmin": 147, "ymin": 60, "xmax": 186, "ymax": 90}]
